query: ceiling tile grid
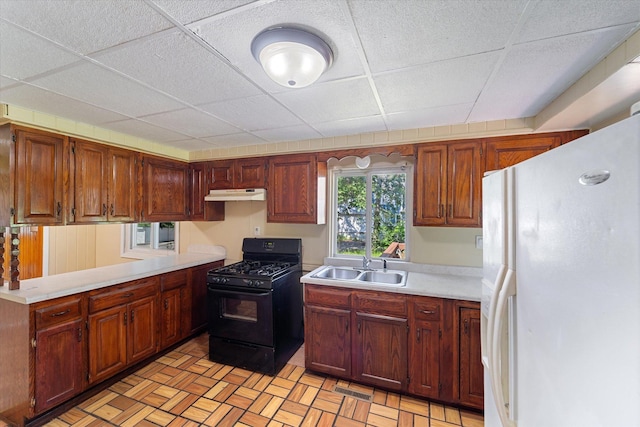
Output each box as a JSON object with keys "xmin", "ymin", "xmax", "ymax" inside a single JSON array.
[{"xmin": 0, "ymin": 0, "xmax": 639, "ymax": 153}]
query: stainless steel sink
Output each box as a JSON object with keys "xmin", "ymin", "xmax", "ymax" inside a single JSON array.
[
  {"xmin": 311, "ymin": 266, "xmax": 407, "ymax": 287},
  {"xmin": 357, "ymin": 270, "xmax": 405, "ymax": 284},
  {"xmin": 313, "ymin": 267, "xmax": 361, "ymax": 280}
]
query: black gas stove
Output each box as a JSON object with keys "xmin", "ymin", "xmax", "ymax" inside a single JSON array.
[
  {"xmin": 206, "ymin": 238, "xmax": 303, "ymax": 375},
  {"xmin": 207, "ymin": 260, "xmax": 296, "ymax": 288}
]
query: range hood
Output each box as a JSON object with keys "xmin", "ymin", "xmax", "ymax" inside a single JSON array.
[{"xmin": 204, "ymin": 188, "xmax": 266, "ymax": 202}]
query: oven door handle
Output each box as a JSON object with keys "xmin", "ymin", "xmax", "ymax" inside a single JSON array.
[{"xmin": 207, "ymin": 287, "xmax": 271, "ymax": 298}]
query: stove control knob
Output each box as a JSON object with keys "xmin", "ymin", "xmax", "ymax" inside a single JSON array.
[{"xmin": 254, "ymin": 280, "xmax": 263, "ymax": 287}]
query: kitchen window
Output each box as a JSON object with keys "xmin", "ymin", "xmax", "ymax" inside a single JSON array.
[
  {"xmin": 121, "ymin": 222, "xmax": 179, "ymax": 259},
  {"xmin": 329, "ymin": 155, "xmax": 411, "ymax": 261}
]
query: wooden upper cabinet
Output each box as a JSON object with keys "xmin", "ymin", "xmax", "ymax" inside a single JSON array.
[
  {"xmin": 189, "ymin": 162, "xmax": 224, "ymax": 221},
  {"xmin": 142, "ymin": 155, "xmax": 189, "ymax": 222},
  {"xmin": 108, "ymin": 147, "xmax": 138, "ymax": 222},
  {"xmin": 70, "ymin": 139, "xmax": 137, "ymax": 223},
  {"xmin": 210, "ymin": 158, "xmax": 266, "ymax": 189},
  {"xmin": 13, "ymin": 126, "xmax": 66, "ymax": 225},
  {"xmin": 485, "ymin": 130, "xmax": 588, "ymax": 170},
  {"xmin": 235, "ymin": 158, "xmax": 266, "ymax": 188},
  {"xmin": 267, "ymin": 154, "xmax": 326, "ymax": 224},
  {"xmin": 71, "ymin": 139, "xmax": 108, "ymax": 223},
  {"xmin": 414, "ymin": 141, "xmax": 482, "ymax": 227}
]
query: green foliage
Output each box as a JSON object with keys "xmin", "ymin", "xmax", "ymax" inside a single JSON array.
[{"xmin": 336, "ymin": 171, "xmax": 406, "ymax": 258}]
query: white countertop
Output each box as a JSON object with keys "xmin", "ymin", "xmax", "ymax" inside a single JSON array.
[
  {"xmin": 0, "ymin": 252, "xmax": 225, "ymax": 305},
  {"xmin": 301, "ymin": 260, "xmax": 481, "ymax": 302}
]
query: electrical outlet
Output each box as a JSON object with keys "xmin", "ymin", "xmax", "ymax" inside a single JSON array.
[
  {"xmin": 254, "ymin": 226, "xmax": 261, "ymax": 236},
  {"xmin": 475, "ymin": 235, "xmax": 483, "ymax": 249}
]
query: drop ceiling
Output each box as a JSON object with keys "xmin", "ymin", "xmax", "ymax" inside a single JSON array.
[{"xmin": 1, "ymin": 0, "xmax": 639, "ymax": 154}]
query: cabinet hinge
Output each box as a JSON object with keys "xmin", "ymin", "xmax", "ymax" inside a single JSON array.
[
  {"xmin": 71, "ymin": 144, "xmax": 75, "ymax": 154},
  {"xmin": 438, "ymin": 383, "xmax": 442, "ymax": 392},
  {"xmin": 11, "ymin": 133, "xmax": 16, "ymax": 142},
  {"xmin": 439, "ymin": 328, "xmax": 442, "ymax": 338},
  {"xmin": 30, "ymin": 397, "xmax": 36, "ymax": 408},
  {"xmin": 479, "ymin": 147, "xmax": 483, "ymax": 156},
  {"xmin": 10, "ymin": 207, "xmax": 15, "ymax": 217},
  {"xmin": 407, "ymin": 377, "xmax": 411, "ymax": 385},
  {"xmin": 31, "ymin": 338, "xmax": 37, "ymax": 348}
]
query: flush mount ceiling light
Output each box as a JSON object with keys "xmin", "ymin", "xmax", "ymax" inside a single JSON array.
[{"xmin": 251, "ymin": 27, "xmax": 333, "ymax": 89}]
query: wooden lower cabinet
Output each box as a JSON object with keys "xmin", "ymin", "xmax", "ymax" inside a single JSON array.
[
  {"xmin": 188, "ymin": 261, "xmax": 223, "ymax": 335},
  {"xmin": 455, "ymin": 301, "xmax": 483, "ymax": 409},
  {"xmin": 304, "ymin": 284, "xmax": 482, "ymax": 409},
  {"xmin": 353, "ymin": 291, "xmax": 408, "ymax": 391},
  {"xmin": 408, "ymin": 296, "xmax": 446, "ymax": 400},
  {"xmin": 33, "ymin": 295, "xmax": 85, "ymax": 414},
  {"xmin": 87, "ymin": 277, "xmax": 158, "ymax": 385}
]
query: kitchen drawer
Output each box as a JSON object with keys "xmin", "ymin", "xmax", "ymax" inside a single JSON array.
[
  {"xmin": 305, "ymin": 284, "xmax": 351, "ymax": 309},
  {"xmin": 89, "ymin": 277, "xmax": 159, "ymax": 313},
  {"xmin": 34, "ymin": 296, "xmax": 83, "ymax": 329},
  {"xmin": 354, "ymin": 290, "xmax": 407, "ymax": 317},
  {"xmin": 161, "ymin": 269, "xmax": 187, "ymax": 291},
  {"xmin": 411, "ymin": 296, "xmax": 443, "ymax": 321}
]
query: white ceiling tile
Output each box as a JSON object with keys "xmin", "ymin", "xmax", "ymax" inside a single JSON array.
[
  {"xmin": 348, "ymin": 0, "xmax": 526, "ymax": 73},
  {"xmin": 194, "ymin": 0, "xmax": 365, "ymax": 90},
  {"xmin": 100, "ymin": 119, "xmax": 188, "ymax": 143},
  {"xmin": 517, "ymin": 0, "xmax": 640, "ymax": 44},
  {"xmin": 91, "ymin": 30, "xmax": 261, "ymax": 105},
  {"xmin": 29, "ymin": 62, "xmax": 185, "ymax": 118},
  {"xmin": 150, "ymin": 0, "xmax": 255, "ymax": 25},
  {"xmin": 0, "ymin": 75, "xmax": 20, "ymax": 90},
  {"xmin": 385, "ymin": 103, "xmax": 473, "ymax": 130},
  {"xmin": 199, "ymin": 95, "xmax": 303, "ymax": 131},
  {"xmin": 470, "ymin": 25, "xmax": 637, "ymax": 122},
  {"xmin": 0, "ymin": 0, "xmax": 172, "ymax": 54},
  {"xmin": 275, "ymin": 78, "xmax": 380, "ymax": 123},
  {"xmin": 0, "ymin": 83, "xmax": 129, "ymax": 124},
  {"xmin": 375, "ymin": 53, "xmax": 499, "ymax": 113},
  {"xmin": 313, "ymin": 115, "xmax": 387, "ymax": 137},
  {"xmin": 141, "ymin": 108, "xmax": 241, "ymax": 138},
  {"xmin": 253, "ymin": 124, "xmax": 323, "ymax": 143},
  {"xmin": 0, "ymin": 21, "xmax": 81, "ymax": 80}
]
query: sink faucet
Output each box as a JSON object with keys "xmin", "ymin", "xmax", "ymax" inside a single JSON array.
[{"xmin": 362, "ymin": 256, "xmax": 372, "ymax": 270}]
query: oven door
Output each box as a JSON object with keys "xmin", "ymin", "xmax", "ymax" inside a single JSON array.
[{"xmin": 207, "ymin": 285, "xmax": 274, "ymax": 347}]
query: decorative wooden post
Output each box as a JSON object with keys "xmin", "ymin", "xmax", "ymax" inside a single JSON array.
[
  {"xmin": 0, "ymin": 228, "xmax": 5, "ymax": 286},
  {"xmin": 9, "ymin": 227, "xmax": 19, "ymax": 290}
]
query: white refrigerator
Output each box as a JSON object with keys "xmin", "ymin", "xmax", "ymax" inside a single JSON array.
[{"xmin": 481, "ymin": 114, "xmax": 640, "ymax": 427}]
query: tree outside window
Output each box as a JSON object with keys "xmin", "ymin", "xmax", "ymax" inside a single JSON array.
[{"xmin": 335, "ymin": 169, "xmax": 407, "ymax": 260}]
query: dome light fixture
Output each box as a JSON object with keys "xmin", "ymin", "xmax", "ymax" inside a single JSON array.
[{"xmin": 251, "ymin": 27, "xmax": 333, "ymax": 89}]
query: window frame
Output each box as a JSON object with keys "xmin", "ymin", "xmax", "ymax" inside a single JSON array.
[
  {"xmin": 329, "ymin": 159, "xmax": 411, "ymax": 261},
  {"xmin": 121, "ymin": 222, "xmax": 180, "ymax": 259}
]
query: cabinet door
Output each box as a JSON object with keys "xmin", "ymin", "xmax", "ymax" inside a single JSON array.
[
  {"xmin": 409, "ymin": 296, "xmax": 445, "ymax": 399},
  {"xmin": 188, "ymin": 261, "xmax": 223, "ymax": 335},
  {"xmin": 34, "ymin": 319, "xmax": 84, "ymax": 413},
  {"xmin": 354, "ymin": 312, "xmax": 408, "ymax": 391},
  {"xmin": 108, "ymin": 148, "xmax": 137, "ymax": 222},
  {"xmin": 160, "ymin": 288, "xmax": 181, "ymax": 348},
  {"xmin": 304, "ymin": 305, "xmax": 351, "ymax": 378},
  {"xmin": 72, "ymin": 139, "xmax": 109, "ymax": 223},
  {"xmin": 189, "ymin": 162, "xmax": 208, "ymax": 220},
  {"xmin": 268, "ymin": 154, "xmax": 323, "ymax": 224},
  {"xmin": 14, "ymin": 127, "xmax": 65, "ymax": 225},
  {"xmin": 210, "ymin": 160, "xmax": 234, "ymax": 189},
  {"xmin": 458, "ymin": 305, "xmax": 483, "ymax": 409},
  {"xmin": 234, "ymin": 158, "xmax": 266, "ymax": 188},
  {"xmin": 414, "ymin": 144, "xmax": 447, "ymax": 226},
  {"xmin": 88, "ymin": 305, "xmax": 127, "ymax": 384},
  {"xmin": 485, "ymin": 134, "xmax": 560, "ymax": 170},
  {"xmin": 410, "ymin": 320, "xmax": 441, "ymax": 399},
  {"xmin": 447, "ymin": 142, "xmax": 482, "ymax": 226},
  {"xmin": 142, "ymin": 156, "xmax": 189, "ymax": 221},
  {"xmin": 127, "ymin": 295, "xmax": 158, "ymax": 364}
]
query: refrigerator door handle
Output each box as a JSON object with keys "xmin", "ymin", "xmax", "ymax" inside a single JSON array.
[{"xmin": 491, "ymin": 269, "xmax": 517, "ymax": 427}]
